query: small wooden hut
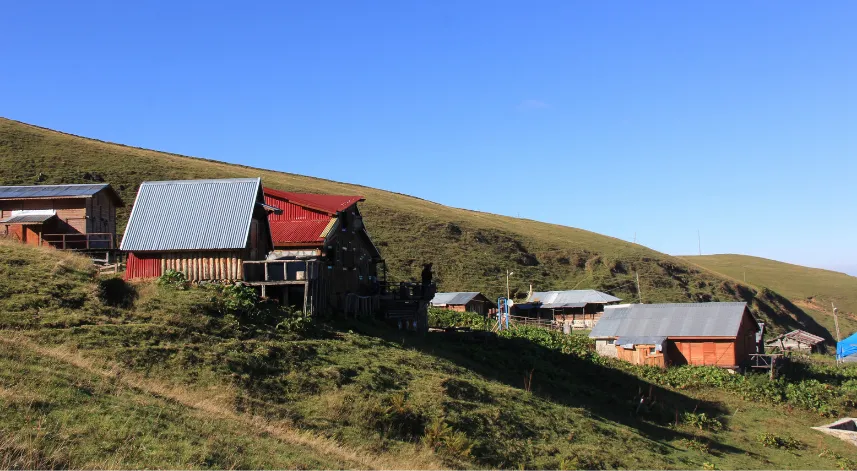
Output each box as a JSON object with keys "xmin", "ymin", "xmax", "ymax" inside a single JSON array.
[
  {"xmin": 766, "ymin": 329, "xmax": 825, "ymax": 353},
  {"xmin": 430, "ymin": 292, "xmax": 495, "ymax": 315}
]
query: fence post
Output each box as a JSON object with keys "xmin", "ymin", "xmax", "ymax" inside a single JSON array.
[{"xmin": 264, "ymin": 261, "xmax": 269, "ymax": 281}]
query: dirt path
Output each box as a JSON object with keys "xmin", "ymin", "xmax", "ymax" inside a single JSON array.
[{"xmin": 0, "ymin": 334, "xmax": 443, "ymax": 470}]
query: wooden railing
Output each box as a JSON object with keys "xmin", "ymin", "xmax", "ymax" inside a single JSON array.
[
  {"xmin": 40, "ymin": 233, "xmax": 115, "ymax": 250},
  {"xmin": 242, "ymin": 259, "xmax": 319, "ymax": 283},
  {"xmin": 509, "ymin": 315, "xmax": 560, "ymax": 331}
]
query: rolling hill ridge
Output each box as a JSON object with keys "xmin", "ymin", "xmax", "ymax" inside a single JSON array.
[{"xmin": 0, "ymin": 117, "xmax": 837, "ymax": 340}]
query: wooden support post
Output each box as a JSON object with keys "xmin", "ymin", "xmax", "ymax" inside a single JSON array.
[
  {"xmin": 264, "ymin": 262, "xmax": 269, "ymax": 282},
  {"xmin": 303, "ymin": 281, "xmax": 309, "ymax": 317},
  {"xmin": 261, "ymin": 285, "xmax": 266, "ymax": 299}
]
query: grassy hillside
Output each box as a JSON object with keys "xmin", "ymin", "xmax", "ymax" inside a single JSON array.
[
  {"xmin": 0, "ymin": 117, "xmax": 838, "ymax": 341},
  {"xmin": 2, "ymin": 241, "xmax": 857, "ymax": 469},
  {"xmin": 683, "ymin": 255, "xmax": 857, "ymax": 341}
]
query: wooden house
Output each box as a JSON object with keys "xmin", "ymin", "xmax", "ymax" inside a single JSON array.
[
  {"xmin": 430, "ymin": 292, "xmax": 495, "ymax": 315},
  {"xmin": 241, "ymin": 188, "xmax": 384, "ymax": 315},
  {"xmin": 590, "ymin": 302, "xmax": 759, "ymax": 368},
  {"xmin": 0, "ymin": 184, "xmax": 123, "ymax": 249},
  {"xmin": 766, "ymin": 329, "xmax": 825, "ymax": 353},
  {"xmin": 513, "ymin": 290, "xmax": 621, "ymax": 330},
  {"xmin": 121, "ymin": 178, "xmax": 277, "ymax": 281}
]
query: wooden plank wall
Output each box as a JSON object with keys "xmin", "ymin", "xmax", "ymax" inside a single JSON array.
[
  {"xmin": 615, "ymin": 344, "xmax": 666, "ymax": 367},
  {"xmin": 160, "ymin": 250, "xmax": 246, "ymax": 281},
  {"xmin": 669, "ymin": 340, "xmax": 735, "ymax": 366}
]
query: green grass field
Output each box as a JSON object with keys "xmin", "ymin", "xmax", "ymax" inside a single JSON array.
[
  {"xmin": 2, "ymin": 241, "xmax": 857, "ymax": 469},
  {"xmin": 0, "ymin": 117, "xmax": 841, "ymax": 342},
  {"xmin": 683, "ymin": 254, "xmax": 857, "ymax": 341}
]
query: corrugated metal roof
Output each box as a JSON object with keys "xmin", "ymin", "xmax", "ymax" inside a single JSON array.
[
  {"xmin": 431, "ymin": 292, "xmax": 487, "ymax": 306},
  {"xmin": 120, "ymin": 178, "xmax": 261, "ymax": 251},
  {"xmin": 590, "ymin": 302, "xmax": 750, "ymax": 339},
  {"xmin": 263, "ymin": 187, "xmax": 364, "ymax": 215},
  {"xmin": 0, "ymin": 184, "xmax": 123, "ymax": 205},
  {"xmin": 270, "ymin": 219, "xmax": 333, "ymax": 245},
  {"xmin": 527, "ymin": 290, "xmax": 621, "ymax": 308},
  {"xmin": 767, "ymin": 329, "xmax": 825, "ymax": 346},
  {"xmin": 0, "ymin": 213, "xmax": 56, "ymax": 224}
]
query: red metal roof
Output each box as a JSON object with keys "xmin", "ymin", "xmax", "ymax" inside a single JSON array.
[
  {"xmin": 263, "ymin": 187, "xmax": 364, "ymax": 215},
  {"xmin": 269, "ymin": 219, "xmax": 332, "ymax": 246}
]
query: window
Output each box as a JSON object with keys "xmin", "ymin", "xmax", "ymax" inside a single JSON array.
[{"xmin": 648, "ymin": 347, "xmax": 657, "ymax": 356}]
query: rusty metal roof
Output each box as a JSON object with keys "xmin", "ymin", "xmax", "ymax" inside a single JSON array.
[
  {"xmin": 269, "ymin": 219, "xmax": 334, "ymax": 246},
  {"xmin": 0, "ymin": 184, "xmax": 123, "ymax": 205},
  {"xmin": 120, "ymin": 178, "xmax": 262, "ymax": 251},
  {"xmin": 263, "ymin": 187, "xmax": 364, "ymax": 215},
  {"xmin": 590, "ymin": 302, "xmax": 752, "ymax": 339}
]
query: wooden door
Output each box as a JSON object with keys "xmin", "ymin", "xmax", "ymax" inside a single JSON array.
[{"xmin": 703, "ymin": 342, "xmax": 716, "ymax": 365}]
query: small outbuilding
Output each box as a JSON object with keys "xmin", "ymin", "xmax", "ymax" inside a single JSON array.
[
  {"xmin": 590, "ymin": 302, "xmax": 759, "ymax": 368},
  {"xmin": 0, "ymin": 183, "xmax": 123, "ymax": 249},
  {"xmin": 766, "ymin": 329, "xmax": 825, "ymax": 353},
  {"xmin": 513, "ymin": 289, "xmax": 621, "ymax": 329},
  {"xmin": 121, "ymin": 178, "xmax": 277, "ymax": 281},
  {"xmin": 430, "ymin": 292, "xmax": 496, "ymax": 315}
]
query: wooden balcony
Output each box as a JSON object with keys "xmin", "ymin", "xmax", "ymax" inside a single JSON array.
[
  {"xmin": 40, "ymin": 233, "xmax": 115, "ymax": 250},
  {"xmin": 242, "ymin": 259, "xmax": 320, "ymax": 285}
]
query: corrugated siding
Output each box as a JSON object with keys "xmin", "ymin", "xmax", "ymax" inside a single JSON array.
[
  {"xmin": 265, "ymin": 194, "xmax": 329, "ymax": 221},
  {"xmin": 591, "ymin": 302, "xmax": 749, "ymax": 338},
  {"xmin": 125, "ymin": 252, "xmax": 163, "ymax": 279},
  {"xmin": 270, "ymin": 219, "xmax": 332, "ymax": 245},
  {"xmin": 120, "ymin": 178, "xmax": 260, "ymax": 251}
]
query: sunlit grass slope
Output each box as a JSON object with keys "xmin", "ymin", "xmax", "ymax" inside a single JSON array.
[
  {"xmin": 0, "ymin": 117, "xmax": 838, "ymax": 339},
  {"xmin": 1, "ymin": 241, "xmax": 856, "ymax": 469},
  {"xmin": 683, "ymin": 254, "xmax": 857, "ymax": 340}
]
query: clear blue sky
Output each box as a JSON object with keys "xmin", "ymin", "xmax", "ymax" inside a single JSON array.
[{"xmin": 2, "ymin": 1, "xmax": 855, "ymax": 274}]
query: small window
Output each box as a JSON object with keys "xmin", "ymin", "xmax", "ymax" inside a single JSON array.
[{"xmin": 648, "ymin": 347, "xmax": 657, "ymax": 355}]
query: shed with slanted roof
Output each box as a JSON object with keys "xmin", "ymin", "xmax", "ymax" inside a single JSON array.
[
  {"xmin": 430, "ymin": 292, "xmax": 496, "ymax": 315},
  {"xmin": 590, "ymin": 302, "xmax": 759, "ymax": 368}
]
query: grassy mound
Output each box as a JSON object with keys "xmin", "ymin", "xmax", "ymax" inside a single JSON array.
[{"xmin": 1, "ymin": 242, "xmax": 856, "ymax": 469}]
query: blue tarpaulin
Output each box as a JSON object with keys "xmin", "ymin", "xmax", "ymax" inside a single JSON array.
[{"xmin": 836, "ymin": 332, "xmax": 857, "ymax": 361}]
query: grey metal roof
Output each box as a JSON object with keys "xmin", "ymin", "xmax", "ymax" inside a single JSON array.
[
  {"xmin": 431, "ymin": 292, "xmax": 488, "ymax": 306},
  {"xmin": 590, "ymin": 302, "xmax": 750, "ymax": 339},
  {"xmin": 0, "ymin": 213, "xmax": 56, "ymax": 224},
  {"xmin": 766, "ymin": 329, "xmax": 825, "ymax": 346},
  {"xmin": 0, "ymin": 184, "xmax": 121, "ymax": 204},
  {"xmin": 120, "ymin": 178, "xmax": 262, "ymax": 251},
  {"xmin": 527, "ymin": 290, "xmax": 621, "ymax": 308}
]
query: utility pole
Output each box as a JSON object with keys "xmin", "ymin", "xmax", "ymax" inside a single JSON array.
[
  {"xmin": 506, "ymin": 270, "xmax": 514, "ymax": 301},
  {"xmin": 833, "ymin": 302, "xmax": 841, "ymax": 343},
  {"xmin": 633, "ymin": 232, "xmax": 637, "ymax": 244},
  {"xmin": 635, "ymin": 271, "xmax": 643, "ymax": 303}
]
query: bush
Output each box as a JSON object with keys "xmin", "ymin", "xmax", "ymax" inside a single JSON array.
[
  {"xmin": 428, "ymin": 307, "xmax": 489, "ymax": 330},
  {"xmin": 157, "ymin": 269, "xmax": 188, "ymax": 289},
  {"xmin": 499, "ymin": 326, "xmax": 595, "ymax": 358},
  {"xmin": 682, "ymin": 412, "xmax": 723, "ymax": 432},
  {"xmin": 421, "ymin": 416, "xmax": 473, "ymax": 460},
  {"xmin": 756, "ymin": 432, "xmax": 803, "ymax": 450}
]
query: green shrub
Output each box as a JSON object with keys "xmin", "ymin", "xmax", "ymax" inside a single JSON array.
[
  {"xmin": 428, "ymin": 307, "xmax": 488, "ymax": 330},
  {"xmin": 756, "ymin": 432, "xmax": 803, "ymax": 450},
  {"xmin": 498, "ymin": 326, "xmax": 595, "ymax": 358},
  {"xmin": 421, "ymin": 416, "xmax": 473, "ymax": 460},
  {"xmin": 682, "ymin": 412, "xmax": 723, "ymax": 432},
  {"xmin": 157, "ymin": 269, "xmax": 188, "ymax": 289}
]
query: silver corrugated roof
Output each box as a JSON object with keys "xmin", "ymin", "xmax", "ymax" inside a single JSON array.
[
  {"xmin": 527, "ymin": 290, "xmax": 621, "ymax": 308},
  {"xmin": 431, "ymin": 292, "xmax": 487, "ymax": 306},
  {"xmin": 0, "ymin": 213, "xmax": 56, "ymax": 224},
  {"xmin": 590, "ymin": 302, "xmax": 750, "ymax": 339},
  {"xmin": 120, "ymin": 178, "xmax": 262, "ymax": 251},
  {"xmin": 0, "ymin": 184, "xmax": 111, "ymax": 199}
]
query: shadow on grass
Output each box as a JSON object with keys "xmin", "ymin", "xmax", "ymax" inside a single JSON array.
[{"xmin": 343, "ymin": 320, "xmax": 747, "ymax": 460}]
